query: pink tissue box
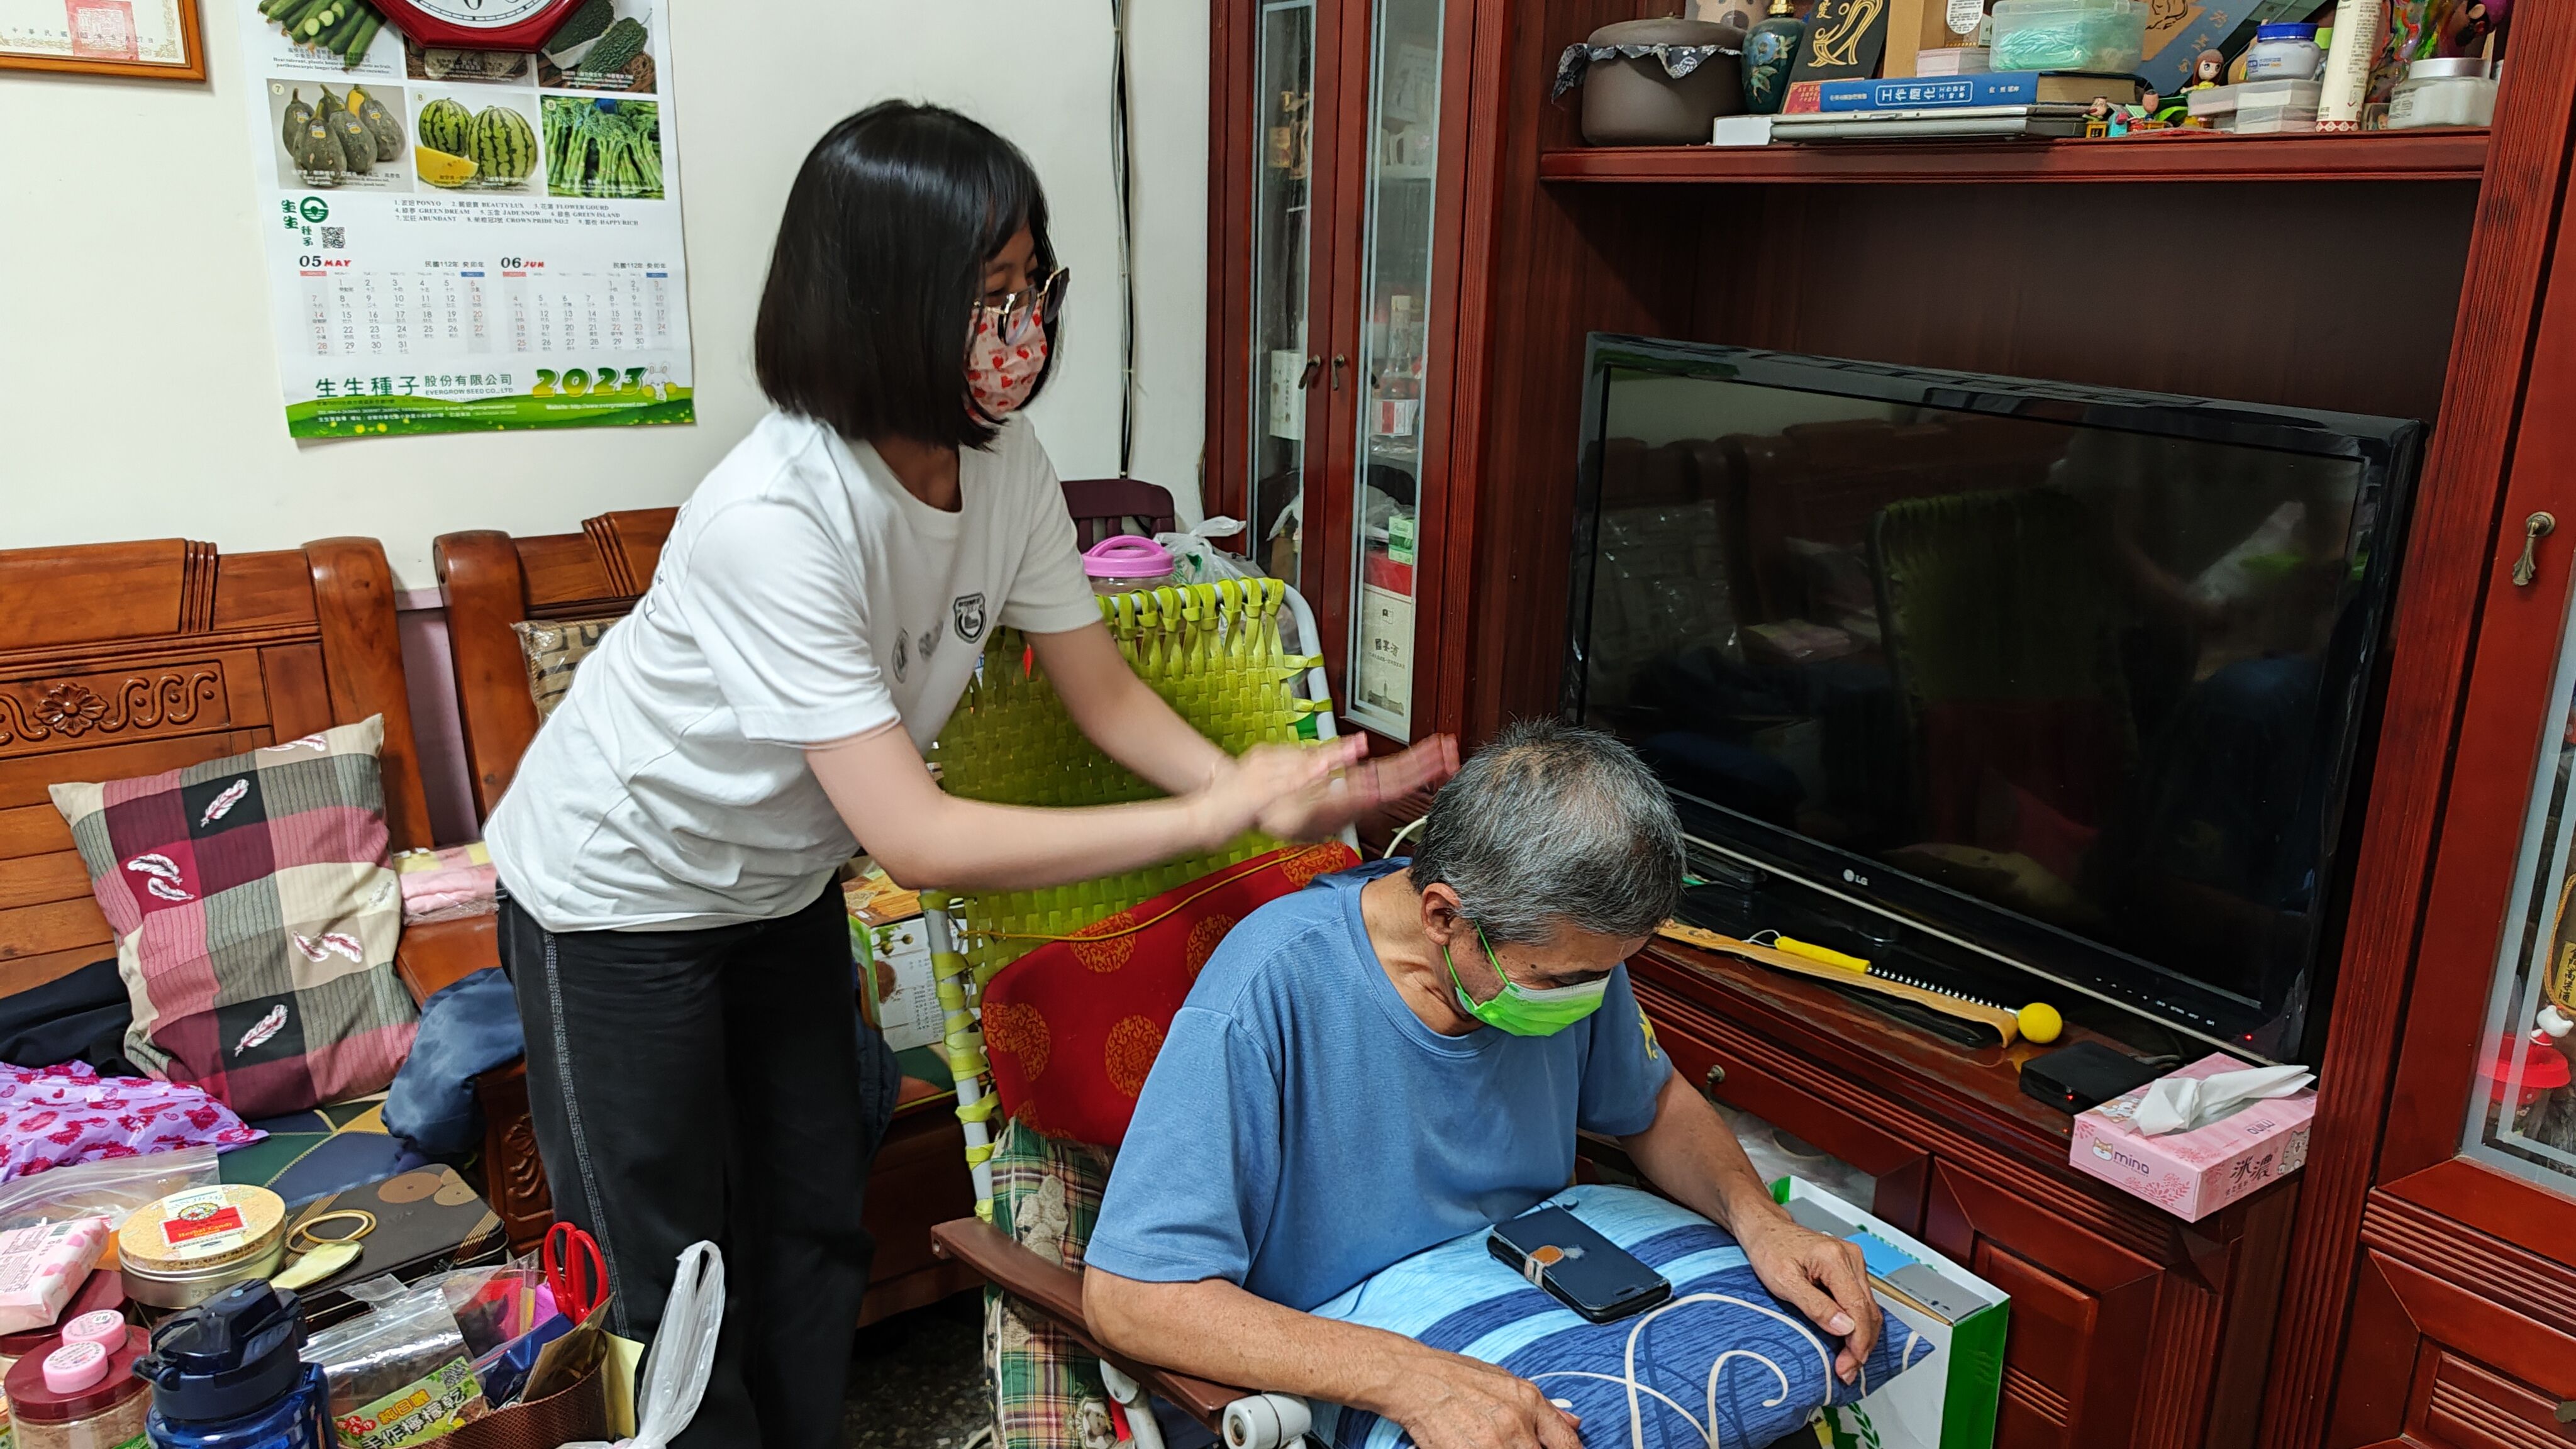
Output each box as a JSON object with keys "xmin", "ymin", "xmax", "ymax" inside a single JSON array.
[{"xmin": 2068, "ymin": 1053, "xmax": 2318, "ymax": 1221}]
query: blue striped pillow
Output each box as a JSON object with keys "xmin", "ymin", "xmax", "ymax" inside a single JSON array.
[{"xmin": 1308, "ymin": 1184, "xmax": 1936, "ymax": 1449}]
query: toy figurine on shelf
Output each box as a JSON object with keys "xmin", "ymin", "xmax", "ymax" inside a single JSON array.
[
  {"xmin": 2085, "ymin": 95, "xmax": 2119, "ymax": 135},
  {"xmin": 2186, "ymin": 48, "xmax": 2226, "ymax": 88},
  {"xmin": 2435, "ymin": 0, "xmax": 2509, "ymax": 58},
  {"xmin": 2114, "ymin": 88, "xmax": 2175, "ymax": 131}
]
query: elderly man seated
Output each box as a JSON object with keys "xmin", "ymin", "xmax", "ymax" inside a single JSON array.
[{"xmin": 1083, "ymin": 719, "xmax": 1880, "ymax": 1449}]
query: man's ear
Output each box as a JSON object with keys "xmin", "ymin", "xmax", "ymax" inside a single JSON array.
[{"xmin": 1418, "ymin": 881, "xmax": 1468, "ymax": 950}]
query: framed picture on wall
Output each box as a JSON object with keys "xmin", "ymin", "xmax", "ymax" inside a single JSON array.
[{"xmin": 2, "ymin": 0, "xmax": 206, "ymax": 80}]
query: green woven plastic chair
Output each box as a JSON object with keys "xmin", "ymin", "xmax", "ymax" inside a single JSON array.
[
  {"xmin": 916, "ymin": 578, "xmax": 1337, "ymax": 1449},
  {"xmin": 921, "ymin": 577, "xmax": 1335, "ymax": 1218}
]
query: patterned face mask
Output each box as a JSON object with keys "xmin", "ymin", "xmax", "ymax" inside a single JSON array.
[{"xmin": 966, "ymin": 267, "xmax": 1063, "ymax": 420}]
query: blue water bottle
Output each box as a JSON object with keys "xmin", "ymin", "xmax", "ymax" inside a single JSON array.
[{"xmin": 133, "ymin": 1280, "xmax": 334, "ymax": 1448}]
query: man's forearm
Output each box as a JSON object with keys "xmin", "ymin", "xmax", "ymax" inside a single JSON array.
[
  {"xmin": 1083, "ymin": 1269, "xmax": 1429, "ymax": 1417},
  {"xmin": 1619, "ymin": 1071, "xmax": 1788, "ymax": 1235}
]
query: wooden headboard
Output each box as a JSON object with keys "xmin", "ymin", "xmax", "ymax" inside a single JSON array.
[
  {"xmin": 0, "ymin": 538, "xmax": 429, "ymax": 997},
  {"xmin": 436, "ymin": 509, "xmax": 674, "ymax": 821}
]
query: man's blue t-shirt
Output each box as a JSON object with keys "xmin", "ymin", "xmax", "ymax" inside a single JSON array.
[{"xmin": 1085, "ymin": 860, "xmax": 1675, "ymax": 1313}]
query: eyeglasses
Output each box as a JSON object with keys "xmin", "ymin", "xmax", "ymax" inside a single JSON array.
[{"xmin": 978, "ymin": 266, "xmax": 1070, "ymax": 347}]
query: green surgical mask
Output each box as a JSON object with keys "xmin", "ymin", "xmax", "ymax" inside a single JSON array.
[{"xmin": 1443, "ymin": 925, "xmax": 1609, "ymax": 1037}]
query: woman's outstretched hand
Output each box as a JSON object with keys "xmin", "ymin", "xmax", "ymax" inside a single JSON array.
[{"xmin": 1189, "ymin": 733, "xmax": 1460, "ymax": 848}]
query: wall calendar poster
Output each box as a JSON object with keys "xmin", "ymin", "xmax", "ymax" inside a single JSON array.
[{"xmin": 237, "ymin": 0, "xmax": 694, "ymax": 438}]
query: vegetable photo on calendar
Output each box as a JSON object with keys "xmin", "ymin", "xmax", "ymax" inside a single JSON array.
[{"xmin": 543, "ymin": 96, "xmax": 663, "ymax": 199}]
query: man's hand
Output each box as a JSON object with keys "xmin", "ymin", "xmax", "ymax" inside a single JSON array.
[
  {"xmin": 1085, "ymin": 1270, "xmax": 1577, "ymax": 1449},
  {"xmin": 1385, "ymin": 1348, "xmax": 1584, "ymax": 1449},
  {"xmin": 1734, "ymin": 1211, "xmax": 1882, "ymax": 1384}
]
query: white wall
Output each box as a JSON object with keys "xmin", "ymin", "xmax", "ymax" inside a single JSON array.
[{"xmin": 0, "ymin": 0, "xmax": 1209, "ymax": 586}]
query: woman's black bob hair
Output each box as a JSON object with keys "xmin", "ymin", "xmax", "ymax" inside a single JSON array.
[{"xmin": 755, "ymin": 102, "xmax": 1058, "ymax": 450}]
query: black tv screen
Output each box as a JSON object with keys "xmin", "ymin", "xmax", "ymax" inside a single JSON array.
[{"xmin": 1563, "ymin": 337, "xmax": 2424, "ymax": 1058}]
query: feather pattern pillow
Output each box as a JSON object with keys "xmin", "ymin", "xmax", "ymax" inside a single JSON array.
[{"xmin": 48, "ymin": 716, "xmax": 419, "ymax": 1119}]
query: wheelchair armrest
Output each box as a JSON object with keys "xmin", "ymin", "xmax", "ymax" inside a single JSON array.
[{"xmin": 930, "ymin": 1217, "xmax": 1246, "ymax": 1429}]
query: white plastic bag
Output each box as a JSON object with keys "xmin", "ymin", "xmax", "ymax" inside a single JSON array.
[
  {"xmin": 0, "ymin": 1143, "xmax": 218, "ymax": 1233},
  {"xmin": 1153, "ymin": 517, "xmax": 1259, "ymax": 587},
  {"xmin": 566, "ymin": 1240, "xmax": 724, "ymax": 1449},
  {"xmin": 1153, "ymin": 517, "xmax": 1309, "ymax": 653}
]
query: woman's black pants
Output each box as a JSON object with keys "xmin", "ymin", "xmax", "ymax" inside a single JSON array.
[{"xmin": 499, "ymin": 882, "xmax": 901, "ymax": 1448}]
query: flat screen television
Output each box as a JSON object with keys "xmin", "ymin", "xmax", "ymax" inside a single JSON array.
[{"xmin": 1562, "ymin": 336, "xmax": 2425, "ymax": 1062}]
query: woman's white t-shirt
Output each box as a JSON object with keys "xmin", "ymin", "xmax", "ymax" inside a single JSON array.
[{"xmin": 486, "ymin": 410, "xmax": 1100, "ymax": 932}]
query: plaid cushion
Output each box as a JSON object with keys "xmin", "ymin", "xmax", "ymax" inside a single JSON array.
[
  {"xmin": 985, "ymin": 1117, "xmax": 1119, "ymax": 1449},
  {"xmin": 511, "ymin": 617, "xmax": 617, "ymax": 718},
  {"xmin": 47, "ymin": 717, "xmax": 419, "ymax": 1119}
]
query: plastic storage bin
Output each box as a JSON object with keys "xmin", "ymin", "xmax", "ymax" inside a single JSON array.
[{"xmin": 1990, "ymin": 0, "xmax": 2145, "ymax": 74}]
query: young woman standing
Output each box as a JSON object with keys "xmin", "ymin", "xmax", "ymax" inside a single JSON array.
[{"xmin": 485, "ymin": 102, "xmax": 1454, "ymax": 1447}]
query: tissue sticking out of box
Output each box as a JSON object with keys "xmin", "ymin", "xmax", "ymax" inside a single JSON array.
[{"xmin": 2133, "ymin": 1064, "xmax": 2314, "ymax": 1136}]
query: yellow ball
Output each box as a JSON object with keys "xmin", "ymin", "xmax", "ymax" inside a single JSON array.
[{"xmin": 2018, "ymin": 1002, "xmax": 2063, "ymax": 1045}]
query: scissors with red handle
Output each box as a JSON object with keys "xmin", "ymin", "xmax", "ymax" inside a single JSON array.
[{"xmin": 545, "ymin": 1221, "xmax": 607, "ymax": 1323}]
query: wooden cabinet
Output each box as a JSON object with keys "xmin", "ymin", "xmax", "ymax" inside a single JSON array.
[
  {"xmin": 2296, "ymin": 13, "xmax": 2576, "ymax": 1440},
  {"xmin": 1205, "ymin": 3, "xmax": 2576, "ymax": 1445}
]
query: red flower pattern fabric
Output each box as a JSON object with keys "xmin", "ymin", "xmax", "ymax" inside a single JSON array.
[
  {"xmin": 0, "ymin": 1062, "xmax": 262, "ymax": 1182},
  {"xmin": 981, "ymin": 843, "xmax": 1360, "ymax": 1147}
]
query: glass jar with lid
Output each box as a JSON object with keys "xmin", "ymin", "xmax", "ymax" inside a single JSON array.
[{"xmin": 2387, "ymin": 55, "xmax": 2497, "ymax": 129}]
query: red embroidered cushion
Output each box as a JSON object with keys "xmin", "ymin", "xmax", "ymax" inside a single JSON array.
[{"xmin": 981, "ymin": 843, "xmax": 1360, "ymax": 1146}]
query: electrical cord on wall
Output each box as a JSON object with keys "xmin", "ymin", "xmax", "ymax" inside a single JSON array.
[{"xmin": 1109, "ymin": 0, "xmax": 1140, "ymax": 478}]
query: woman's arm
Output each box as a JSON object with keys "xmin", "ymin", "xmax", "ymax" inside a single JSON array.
[
  {"xmin": 1030, "ymin": 623, "xmax": 1231, "ymax": 794},
  {"xmin": 1028, "ymin": 623, "xmax": 1460, "ymax": 841},
  {"xmin": 805, "ymin": 723, "xmax": 1360, "ymax": 893}
]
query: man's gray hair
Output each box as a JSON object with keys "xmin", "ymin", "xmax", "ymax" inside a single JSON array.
[{"xmin": 1407, "ymin": 719, "xmax": 1684, "ymax": 946}]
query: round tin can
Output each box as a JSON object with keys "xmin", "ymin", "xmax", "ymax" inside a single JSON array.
[{"xmin": 116, "ymin": 1187, "xmax": 286, "ymax": 1311}]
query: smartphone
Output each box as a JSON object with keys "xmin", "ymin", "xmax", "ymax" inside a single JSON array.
[{"xmin": 1487, "ymin": 1208, "xmax": 1673, "ymax": 1324}]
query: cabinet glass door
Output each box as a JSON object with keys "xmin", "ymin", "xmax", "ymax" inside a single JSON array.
[
  {"xmin": 2465, "ymin": 587, "xmax": 2576, "ymax": 1201},
  {"xmin": 1249, "ymin": 0, "xmax": 1318, "ymax": 589},
  {"xmin": 1345, "ymin": 0, "xmax": 1442, "ymax": 736}
]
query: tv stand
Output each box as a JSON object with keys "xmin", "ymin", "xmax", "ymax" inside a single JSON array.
[{"xmin": 1633, "ymin": 936, "xmax": 2296, "ymax": 1448}]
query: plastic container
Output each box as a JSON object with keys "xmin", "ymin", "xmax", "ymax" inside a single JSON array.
[
  {"xmin": 2243, "ymin": 21, "xmax": 2323, "ymax": 79},
  {"xmin": 6, "ymin": 1328, "xmax": 150, "ymax": 1449},
  {"xmin": 2238, "ymin": 77, "xmax": 2323, "ymax": 132},
  {"xmin": 2189, "ymin": 78, "xmax": 2321, "ymax": 132},
  {"xmin": 1081, "ymin": 536, "xmax": 1179, "ymax": 596},
  {"xmin": 137, "ymin": 1282, "xmax": 333, "ymax": 1449},
  {"xmin": 2387, "ymin": 56, "xmax": 2497, "ymax": 129},
  {"xmin": 1989, "ymin": 0, "xmax": 2144, "ymax": 73}
]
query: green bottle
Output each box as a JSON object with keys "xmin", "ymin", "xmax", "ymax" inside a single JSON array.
[{"xmin": 1742, "ymin": 0, "xmax": 1808, "ymax": 114}]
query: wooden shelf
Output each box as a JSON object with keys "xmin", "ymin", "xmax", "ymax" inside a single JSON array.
[{"xmin": 1539, "ymin": 129, "xmax": 2491, "ymax": 185}]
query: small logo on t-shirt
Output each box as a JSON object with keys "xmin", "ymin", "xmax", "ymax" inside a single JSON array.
[
  {"xmin": 892, "ymin": 630, "xmax": 909, "ymax": 684},
  {"xmin": 953, "ymin": 593, "xmax": 989, "ymax": 643},
  {"xmin": 919, "ymin": 617, "xmax": 943, "ymax": 663}
]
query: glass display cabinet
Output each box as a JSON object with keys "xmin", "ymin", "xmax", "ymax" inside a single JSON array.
[
  {"xmin": 1213, "ymin": 0, "xmax": 1465, "ymax": 744},
  {"xmin": 1343, "ymin": 0, "xmax": 1442, "ymax": 735},
  {"xmin": 1246, "ymin": 0, "xmax": 1316, "ymax": 592}
]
